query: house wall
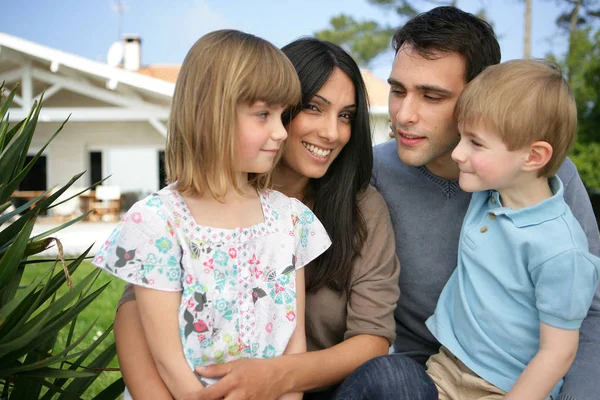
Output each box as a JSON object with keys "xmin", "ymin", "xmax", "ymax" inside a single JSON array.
[
  {"xmin": 31, "ymin": 121, "xmax": 165, "ymax": 194},
  {"xmin": 371, "ymin": 113, "xmax": 392, "ymax": 145}
]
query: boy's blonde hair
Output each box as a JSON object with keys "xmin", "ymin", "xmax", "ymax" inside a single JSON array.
[
  {"xmin": 166, "ymin": 29, "xmax": 301, "ymax": 199},
  {"xmin": 455, "ymin": 59, "xmax": 577, "ymax": 177}
]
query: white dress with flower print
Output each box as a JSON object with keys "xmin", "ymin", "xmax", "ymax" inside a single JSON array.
[{"xmin": 92, "ymin": 185, "xmax": 331, "ymax": 374}]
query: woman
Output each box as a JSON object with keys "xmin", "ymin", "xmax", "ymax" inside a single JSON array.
[{"xmin": 113, "ymin": 37, "xmax": 400, "ymax": 400}]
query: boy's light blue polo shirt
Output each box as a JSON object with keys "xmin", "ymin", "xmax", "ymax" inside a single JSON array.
[{"xmin": 426, "ymin": 177, "xmax": 600, "ymax": 399}]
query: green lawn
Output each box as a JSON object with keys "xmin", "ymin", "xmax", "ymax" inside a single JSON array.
[{"xmin": 21, "ymin": 259, "xmax": 127, "ymax": 399}]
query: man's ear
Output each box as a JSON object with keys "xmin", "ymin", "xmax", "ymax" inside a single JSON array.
[{"xmin": 522, "ymin": 141, "xmax": 553, "ymax": 172}]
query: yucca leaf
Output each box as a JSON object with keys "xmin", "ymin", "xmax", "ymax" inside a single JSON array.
[
  {"xmin": 0, "ymin": 266, "xmax": 49, "ymax": 326},
  {"xmin": 61, "ymin": 342, "xmax": 118, "ymax": 397},
  {"xmin": 0, "ymin": 286, "xmax": 38, "ymax": 340},
  {"xmin": 29, "ymin": 211, "xmax": 91, "ymax": 243},
  {"xmin": 12, "ymin": 100, "xmax": 41, "ymax": 183},
  {"xmin": 0, "ymin": 264, "xmax": 23, "ymax": 307},
  {"xmin": 5, "ymin": 115, "xmax": 70, "ymax": 200},
  {"xmin": 10, "ymin": 333, "xmax": 58, "ymax": 399},
  {"xmin": 0, "ymin": 87, "xmax": 16, "ymax": 126},
  {"xmin": 0, "ymin": 319, "xmax": 97, "ymax": 377},
  {"xmin": 0, "ymin": 118, "xmax": 10, "ymax": 155},
  {"xmin": 0, "ymin": 219, "xmax": 35, "ymax": 291},
  {"xmin": 4, "ymin": 281, "xmax": 109, "ymax": 363},
  {"xmin": 22, "ymin": 237, "xmax": 55, "ymax": 258},
  {"xmin": 37, "ymin": 246, "xmax": 92, "ymax": 305},
  {"xmin": 0, "ymin": 120, "xmax": 25, "ymax": 169},
  {"xmin": 0, "ymin": 300, "xmax": 54, "ymax": 358},
  {"xmin": 0, "ymin": 101, "xmax": 38, "ymax": 188},
  {"xmin": 48, "ymin": 175, "xmax": 110, "ymax": 210},
  {"xmin": 11, "ymin": 368, "xmax": 97, "ymax": 379},
  {"xmin": 91, "ymin": 377, "xmax": 125, "ymax": 400},
  {"xmin": 22, "ymin": 376, "xmax": 73, "ymax": 397},
  {"xmin": 35, "ymin": 282, "xmax": 109, "ymax": 340},
  {"xmin": 0, "ymin": 262, "xmax": 57, "ymax": 342},
  {"xmin": 4, "ymin": 270, "xmax": 101, "ymax": 345},
  {"xmin": 44, "ymin": 324, "xmax": 115, "ymax": 397},
  {"xmin": 0, "ymin": 202, "xmax": 11, "ymax": 215},
  {"xmin": 0, "ymin": 192, "xmax": 48, "ymax": 227},
  {"xmin": 0, "ymin": 206, "xmax": 40, "ymax": 251}
]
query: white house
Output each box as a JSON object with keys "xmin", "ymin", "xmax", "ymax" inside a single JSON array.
[{"xmin": 0, "ymin": 32, "xmax": 391, "ymax": 198}]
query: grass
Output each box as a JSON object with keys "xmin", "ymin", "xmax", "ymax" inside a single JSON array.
[{"xmin": 21, "ymin": 258, "xmax": 127, "ymax": 399}]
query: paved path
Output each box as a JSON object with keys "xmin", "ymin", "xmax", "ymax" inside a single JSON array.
[{"xmin": 32, "ymin": 221, "xmax": 118, "ymax": 257}]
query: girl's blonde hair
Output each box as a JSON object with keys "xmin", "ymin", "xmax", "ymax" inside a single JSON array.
[{"xmin": 166, "ymin": 29, "xmax": 301, "ymax": 200}]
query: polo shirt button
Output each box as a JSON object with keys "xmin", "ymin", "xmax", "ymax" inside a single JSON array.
[
  {"xmin": 489, "ymin": 213, "xmax": 496, "ymax": 220},
  {"xmin": 491, "ymin": 197, "xmax": 497, "ymax": 204},
  {"xmin": 480, "ymin": 226, "xmax": 488, "ymax": 233}
]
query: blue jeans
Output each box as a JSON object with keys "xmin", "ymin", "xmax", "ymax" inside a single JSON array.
[{"xmin": 334, "ymin": 354, "xmax": 438, "ymax": 400}]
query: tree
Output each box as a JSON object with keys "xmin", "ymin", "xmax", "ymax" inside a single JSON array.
[
  {"xmin": 315, "ymin": 14, "xmax": 394, "ymax": 67},
  {"xmin": 551, "ymin": 0, "xmax": 600, "ymax": 82},
  {"xmin": 315, "ymin": 0, "xmax": 488, "ymax": 67},
  {"xmin": 566, "ymin": 28, "xmax": 600, "ymax": 190},
  {"xmin": 524, "ymin": 0, "xmax": 532, "ymax": 58}
]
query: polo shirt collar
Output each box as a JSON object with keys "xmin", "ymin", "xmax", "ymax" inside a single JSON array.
[{"xmin": 488, "ymin": 176, "xmax": 567, "ymax": 228}]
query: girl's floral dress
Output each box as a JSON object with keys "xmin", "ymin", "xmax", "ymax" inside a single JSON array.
[{"xmin": 92, "ymin": 186, "xmax": 330, "ymax": 378}]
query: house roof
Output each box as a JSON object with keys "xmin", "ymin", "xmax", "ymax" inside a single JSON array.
[{"xmin": 0, "ymin": 32, "xmax": 174, "ymax": 98}]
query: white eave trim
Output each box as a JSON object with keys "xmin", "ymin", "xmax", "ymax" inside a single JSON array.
[
  {"xmin": 0, "ymin": 32, "xmax": 175, "ymax": 97},
  {"xmin": 369, "ymin": 105, "xmax": 388, "ymax": 116}
]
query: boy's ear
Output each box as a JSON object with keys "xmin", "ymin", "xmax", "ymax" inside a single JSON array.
[{"xmin": 522, "ymin": 141, "xmax": 553, "ymax": 172}]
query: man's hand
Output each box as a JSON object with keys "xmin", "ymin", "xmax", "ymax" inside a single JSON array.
[{"xmin": 193, "ymin": 358, "xmax": 287, "ymax": 400}]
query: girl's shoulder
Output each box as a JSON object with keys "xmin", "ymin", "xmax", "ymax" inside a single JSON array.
[
  {"xmin": 261, "ymin": 189, "xmax": 311, "ymax": 215},
  {"xmin": 121, "ymin": 186, "xmax": 179, "ymax": 223}
]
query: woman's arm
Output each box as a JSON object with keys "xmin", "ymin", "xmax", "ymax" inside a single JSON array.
[
  {"xmin": 134, "ymin": 286, "xmax": 204, "ymax": 399},
  {"xmin": 195, "ymin": 334, "xmax": 389, "ymax": 399},
  {"xmin": 505, "ymin": 323, "xmax": 578, "ymax": 400},
  {"xmin": 114, "ymin": 299, "xmax": 173, "ymax": 399}
]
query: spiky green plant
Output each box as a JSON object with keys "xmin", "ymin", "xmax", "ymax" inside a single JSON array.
[{"xmin": 0, "ymin": 85, "xmax": 124, "ymax": 399}]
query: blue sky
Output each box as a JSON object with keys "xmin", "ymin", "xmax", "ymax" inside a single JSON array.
[{"xmin": 3, "ymin": 0, "xmax": 571, "ymax": 80}]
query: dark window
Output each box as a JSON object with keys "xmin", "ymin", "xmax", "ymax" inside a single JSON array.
[
  {"xmin": 158, "ymin": 150, "xmax": 167, "ymax": 189},
  {"xmin": 19, "ymin": 155, "xmax": 47, "ymax": 191},
  {"xmin": 90, "ymin": 151, "xmax": 102, "ymax": 185}
]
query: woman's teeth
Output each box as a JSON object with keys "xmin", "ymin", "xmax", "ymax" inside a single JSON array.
[{"xmin": 302, "ymin": 142, "xmax": 332, "ymax": 157}]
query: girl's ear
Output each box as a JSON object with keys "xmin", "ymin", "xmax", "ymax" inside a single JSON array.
[{"xmin": 522, "ymin": 141, "xmax": 553, "ymax": 173}]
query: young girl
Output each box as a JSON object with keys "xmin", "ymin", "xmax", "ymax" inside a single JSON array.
[{"xmin": 92, "ymin": 30, "xmax": 331, "ymax": 400}]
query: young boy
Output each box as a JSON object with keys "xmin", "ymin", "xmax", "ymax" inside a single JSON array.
[{"xmin": 425, "ymin": 59, "xmax": 600, "ymax": 400}]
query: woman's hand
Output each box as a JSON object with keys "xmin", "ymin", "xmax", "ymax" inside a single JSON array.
[{"xmin": 193, "ymin": 358, "xmax": 288, "ymax": 400}]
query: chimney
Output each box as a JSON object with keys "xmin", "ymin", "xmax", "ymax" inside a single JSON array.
[{"xmin": 123, "ymin": 34, "xmax": 141, "ymax": 71}]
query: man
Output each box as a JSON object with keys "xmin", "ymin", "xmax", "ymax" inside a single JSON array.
[{"xmin": 335, "ymin": 6, "xmax": 600, "ymax": 400}]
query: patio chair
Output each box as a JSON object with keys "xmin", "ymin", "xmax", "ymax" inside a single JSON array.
[
  {"xmin": 92, "ymin": 185, "xmax": 122, "ymax": 222},
  {"xmin": 49, "ymin": 187, "xmax": 82, "ymax": 222}
]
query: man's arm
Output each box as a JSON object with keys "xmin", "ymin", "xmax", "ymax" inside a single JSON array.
[{"xmin": 558, "ymin": 159, "xmax": 600, "ymax": 400}]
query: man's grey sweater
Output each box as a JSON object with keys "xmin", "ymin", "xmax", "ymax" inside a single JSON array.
[{"xmin": 372, "ymin": 140, "xmax": 600, "ymax": 400}]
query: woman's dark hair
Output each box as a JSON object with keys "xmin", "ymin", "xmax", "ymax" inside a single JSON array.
[
  {"xmin": 393, "ymin": 6, "xmax": 501, "ymax": 82},
  {"xmin": 281, "ymin": 37, "xmax": 373, "ymax": 295}
]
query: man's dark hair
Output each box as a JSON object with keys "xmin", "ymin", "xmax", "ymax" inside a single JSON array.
[{"xmin": 393, "ymin": 6, "xmax": 501, "ymax": 82}]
